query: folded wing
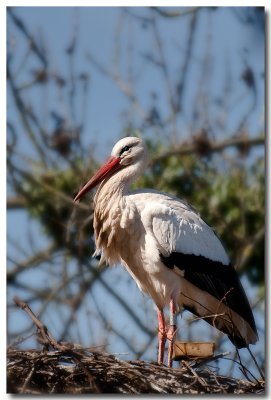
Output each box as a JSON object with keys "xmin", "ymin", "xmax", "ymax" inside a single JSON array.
[{"xmin": 147, "ymin": 198, "xmax": 258, "ymax": 347}]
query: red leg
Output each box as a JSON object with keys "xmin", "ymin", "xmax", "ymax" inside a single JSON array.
[
  {"xmin": 157, "ymin": 308, "xmax": 167, "ymax": 365},
  {"xmin": 167, "ymin": 298, "xmax": 177, "ymax": 367}
]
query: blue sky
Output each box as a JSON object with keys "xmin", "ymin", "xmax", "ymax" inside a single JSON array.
[
  {"xmin": 6, "ymin": 6, "xmax": 265, "ymax": 380},
  {"xmin": 7, "ymin": 7, "xmax": 264, "ymax": 159}
]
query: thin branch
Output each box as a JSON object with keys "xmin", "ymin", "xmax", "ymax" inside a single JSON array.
[
  {"xmin": 98, "ymin": 272, "xmax": 155, "ymax": 338},
  {"xmin": 7, "ymin": 244, "xmax": 56, "ymax": 282},
  {"xmin": 237, "ymin": 227, "xmax": 265, "ymax": 271},
  {"xmin": 151, "ymin": 14, "xmax": 176, "ymax": 114},
  {"xmin": 86, "ymin": 51, "xmax": 147, "ymax": 119},
  {"xmin": 7, "ymin": 8, "xmax": 47, "ymax": 67},
  {"xmin": 175, "ymin": 9, "xmax": 198, "ymax": 113},
  {"xmin": 151, "ymin": 6, "xmax": 201, "ymax": 19},
  {"xmin": 14, "ymin": 296, "xmax": 64, "ymax": 350},
  {"xmin": 59, "ymin": 268, "xmax": 105, "ymax": 341},
  {"xmin": 66, "ymin": 8, "xmax": 79, "ymax": 124},
  {"xmin": 151, "ymin": 134, "xmax": 264, "ymax": 164},
  {"xmin": 13, "ymin": 296, "xmax": 101, "ymax": 392},
  {"xmin": 7, "ymin": 62, "xmax": 48, "ymax": 165},
  {"xmin": 91, "ymin": 291, "xmax": 138, "ymax": 356},
  {"xmin": 7, "ymin": 196, "xmax": 26, "ymax": 209},
  {"xmin": 247, "ymin": 346, "xmax": 265, "ymax": 381}
]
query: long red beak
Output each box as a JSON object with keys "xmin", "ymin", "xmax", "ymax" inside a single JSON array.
[{"xmin": 74, "ymin": 156, "xmax": 122, "ymax": 202}]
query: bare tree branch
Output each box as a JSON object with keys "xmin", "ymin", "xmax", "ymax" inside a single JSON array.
[
  {"xmin": 151, "ymin": 6, "xmax": 201, "ymax": 19},
  {"xmin": 7, "ymin": 244, "xmax": 56, "ymax": 282},
  {"xmin": 152, "ymin": 134, "xmax": 264, "ymax": 164},
  {"xmin": 7, "ymin": 196, "xmax": 26, "ymax": 209},
  {"xmin": 7, "ymin": 8, "xmax": 48, "ymax": 67}
]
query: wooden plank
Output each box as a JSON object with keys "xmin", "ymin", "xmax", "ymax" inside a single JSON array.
[{"xmin": 172, "ymin": 341, "xmax": 215, "ymax": 360}]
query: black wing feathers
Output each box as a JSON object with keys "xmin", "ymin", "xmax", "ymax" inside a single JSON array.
[{"xmin": 160, "ymin": 252, "xmax": 257, "ymax": 339}]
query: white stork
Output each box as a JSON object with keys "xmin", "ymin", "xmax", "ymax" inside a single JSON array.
[{"xmin": 74, "ymin": 136, "xmax": 258, "ymax": 366}]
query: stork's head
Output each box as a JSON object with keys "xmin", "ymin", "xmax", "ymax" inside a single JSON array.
[{"xmin": 74, "ymin": 136, "xmax": 148, "ymax": 201}]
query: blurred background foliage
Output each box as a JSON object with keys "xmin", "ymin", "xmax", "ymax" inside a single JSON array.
[{"xmin": 7, "ymin": 6, "xmax": 264, "ymax": 378}]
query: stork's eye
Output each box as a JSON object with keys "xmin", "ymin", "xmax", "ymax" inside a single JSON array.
[{"xmin": 120, "ymin": 145, "xmax": 130, "ymax": 156}]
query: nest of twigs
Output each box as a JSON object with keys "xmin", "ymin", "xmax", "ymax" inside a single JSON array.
[
  {"xmin": 7, "ymin": 346, "xmax": 264, "ymax": 394},
  {"xmin": 7, "ymin": 296, "xmax": 265, "ymax": 394}
]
